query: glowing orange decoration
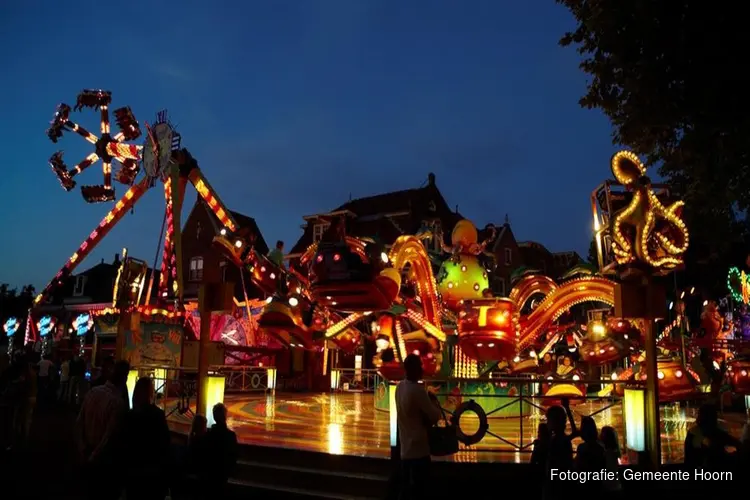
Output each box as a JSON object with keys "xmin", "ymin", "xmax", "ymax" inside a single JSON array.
[
  {"xmin": 637, "ymin": 358, "xmax": 696, "ymax": 402},
  {"xmin": 726, "ymin": 359, "xmax": 750, "ymax": 395},
  {"xmin": 609, "ymin": 150, "xmax": 689, "ymax": 272},
  {"xmin": 456, "ymin": 274, "xmax": 616, "ymax": 361},
  {"xmin": 457, "ymin": 298, "xmax": 518, "ymax": 360}
]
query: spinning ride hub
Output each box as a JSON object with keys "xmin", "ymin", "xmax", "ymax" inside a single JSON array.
[
  {"xmin": 308, "ymin": 241, "xmax": 399, "ymax": 312},
  {"xmin": 457, "ymin": 298, "xmax": 518, "ymax": 361},
  {"xmin": 638, "ymin": 358, "xmax": 696, "ymax": 403},
  {"xmin": 726, "ymin": 359, "xmax": 750, "ymax": 395},
  {"xmin": 541, "ymin": 369, "xmax": 586, "ymax": 407},
  {"xmin": 258, "ymin": 299, "xmax": 314, "ymax": 349}
]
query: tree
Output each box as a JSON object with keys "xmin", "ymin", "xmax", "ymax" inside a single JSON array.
[
  {"xmin": 557, "ymin": 1, "xmax": 750, "ymax": 249},
  {"xmin": 0, "ymin": 283, "xmax": 36, "ymax": 320}
]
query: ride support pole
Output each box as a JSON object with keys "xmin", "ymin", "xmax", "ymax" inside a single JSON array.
[
  {"xmin": 642, "ymin": 317, "xmax": 661, "ymax": 470},
  {"xmin": 196, "ymin": 285, "xmax": 211, "ymax": 417},
  {"xmin": 196, "ymin": 282, "xmax": 234, "ymax": 417}
]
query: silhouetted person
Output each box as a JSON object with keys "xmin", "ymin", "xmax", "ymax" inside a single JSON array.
[
  {"xmin": 530, "ymin": 422, "xmax": 551, "ymax": 485},
  {"xmin": 125, "ymin": 377, "xmax": 170, "ymax": 500},
  {"xmin": 91, "ymin": 356, "xmax": 114, "ymax": 388},
  {"xmin": 575, "ymin": 416, "xmax": 605, "ymax": 491},
  {"xmin": 77, "ymin": 360, "xmax": 130, "ymax": 500},
  {"xmin": 531, "ymin": 423, "xmax": 550, "ymax": 462},
  {"xmin": 544, "ymin": 401, "xmax": 577, "ymax": 497},
  {"xmin": 188, "ymin": 414, "xmax": 208, "ymax": 468},
  {"xmin": 600, "ymin": 426, "xmax": 623, "ymax": 493},
  {"xmin": 37, "ymin": 355, "xmax": 53, "ymax": 400},
  {"xmin": 684, "ymin": 403, "xmax": 739, "ymax": 469},
  {"xmin": 198, "ymin": 403, "xmax": 238, "ymax": 499},
  {"xmin": 395, "ymin": 353, "xmax": 442, "ymax": 499},
  {"xmin": 740, "ymin": 423, "xmax": 750, "ymax": 469}
]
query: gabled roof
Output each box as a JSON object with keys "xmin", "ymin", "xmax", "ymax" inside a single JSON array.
[
  {"xmin": 333, "ymin": 188, "xmax": 429, "ymax": 216},
  {"xmin": 518, "ymin": 240, "xmax": 551, "ymax": 252},
  {"xmin": 289, "ymin": 174, "xmax": 461, "ymax": 256},
  {"xmin": 229, "ymin": 210, "xmax": 270, "ymax": 255},
  {"xmin": 188, "ymin": 199, "xmax": 269, "ymax": 255}
]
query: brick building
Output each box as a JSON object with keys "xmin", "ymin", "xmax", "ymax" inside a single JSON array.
[
  {"xmin": 180, "ymin": 199, "xmax": 269, "ymax": 302},
  {"xmin": 287, "ymin": 173, "xmax": 461, "ymax": 264}
]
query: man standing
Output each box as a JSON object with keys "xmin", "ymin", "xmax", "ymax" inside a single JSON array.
[
  {"xmin": 395, "ymin": 354, "xmax": 442, "ymax": 499},
  {"xmin": 37, "ymin": 355, "xmax": 54, "ymax": 401},
  {"xmin": 268, "ymin": 240, "xmax": 285, "ymax": 269},
  {"xmin": 58, "ymin": 357, "xmax": 70, "ymax": 403},
  {"xmin": 76, "ymin": 360, "xmax": 130, "ymax": 500},
  {"xmin": 198, "ymin": 403, "xmax": 239, "ymax": 499}
]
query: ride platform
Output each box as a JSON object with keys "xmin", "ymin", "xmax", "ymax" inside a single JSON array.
[{"xmin": 165, "ymin": 391, "xmax": 747, "ymax": 464}]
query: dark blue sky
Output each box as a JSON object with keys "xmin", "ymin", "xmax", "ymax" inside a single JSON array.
[{"xmin": 1, "ymin": 0, "xmax": 618, "ymax": 291}]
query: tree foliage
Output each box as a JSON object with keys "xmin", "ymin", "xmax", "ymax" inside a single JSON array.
[
  {"xmin": 557, "ymin": 1, "xmax": 750, "ymax": 246},
  {"xmin": 0, "ymin": 284, "xmax": 36, "ymax": 320}
]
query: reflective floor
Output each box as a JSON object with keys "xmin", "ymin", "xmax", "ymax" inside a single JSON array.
[{"xmin": 166, "ymin": 392, "xmax": 747, "ymax": 464}]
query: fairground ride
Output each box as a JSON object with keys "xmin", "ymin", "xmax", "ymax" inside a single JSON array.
[{"xmin": 36, "ymin": 90, "xmax": 239, "ymax": 313}]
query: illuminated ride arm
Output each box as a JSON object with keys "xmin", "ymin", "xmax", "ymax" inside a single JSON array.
[
  {"xmin": 187, "ymin": 159, "xmax": 238, "ymax": 233},
  {"xmin": 34, "ymin": 177, "xmax": 152, "ymax": 305},
  {"xmin": 516, "ymin": 276, "xmax": 616, "ymax": 351},
  {"xmin": 508, "ymin": 274, "xmax": 558, "ymax": 312},
  {"xmin": 389, "ymin": 235, "xmax": 442, "ymax": 329}
]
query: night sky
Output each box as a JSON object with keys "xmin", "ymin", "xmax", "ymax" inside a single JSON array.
[{"xmin": 1, "ymin": 1, "xmax": 619, "ymax": 291}]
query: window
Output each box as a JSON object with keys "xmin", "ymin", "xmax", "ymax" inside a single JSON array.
[
  {"xmin": 189, "ymin": 257, "xmax": 204, "ymax": 281},
  {"xmin": 220, "ymin": 261, "xmax": 228, "ymax": 283},
  {"xmin": 73, "ymin": 275, "xmax": 86, "ymax": 296},
  {"xmin": 313, "ymin": 223, "xmax": 330, "ymax": 243},
  {"xmin": 504, "ymin": 248, "xmax": 512, "ymax": 266}
]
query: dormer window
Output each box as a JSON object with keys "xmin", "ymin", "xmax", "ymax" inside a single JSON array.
[
  {"xmin": 313, "ymin": 223, "xmax": 330, "ymax": 243},
  {"xmin": 73, "ymin": 275, "xmax": 86, "ymax": 296},
  {"xmin": 190, "ymin": 257, "xmax": 204, "ymax": 281},
  {"xmin": 428, "ymin": 200, "xmax": 436, "ymax": 212},
  {"xmin": 504, "ymin": 248, "xmax": 512, "ymax": 266}
]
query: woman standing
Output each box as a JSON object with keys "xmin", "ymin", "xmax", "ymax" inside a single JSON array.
[{"xmin": 125, "ymin": 377, "xmax": 171, "ymax": 500}]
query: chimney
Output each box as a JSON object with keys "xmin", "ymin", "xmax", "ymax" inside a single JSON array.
[
  {"xmin": 113, "ymin": 253, "xmax": 120, "ymax": 266},
  {"xmin": 427, "ymin": 172, "xmax": 436, "ymax": 186},
  {"xmin": 455, "ymin": 205, "xmax": 459, "ymax": 214},
  {"xmin": 101, "ymin": 258, "xmax": 104, "ymax": 264}
]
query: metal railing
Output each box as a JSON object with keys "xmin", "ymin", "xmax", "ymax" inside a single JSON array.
[
  {"xmin": 418, "ymin": 377, "xmax": 641, "ymax": 456},
  {"xmin": 331, "ymin": 368, "xmax": 378, "ymax": 392},
  {"xmin": 211, "ymin": 365, "xmax": 270, "ymax": 392}
]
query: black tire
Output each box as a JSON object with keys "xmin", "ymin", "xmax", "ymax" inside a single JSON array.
[{"xmin": 450, "ymin": 400, "xmax": 489, "ymax": 446}]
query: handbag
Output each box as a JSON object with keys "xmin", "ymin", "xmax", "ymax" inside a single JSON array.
[{"xmin": 428, "ymin": 404, "xmax": 459, "ymax": 456}]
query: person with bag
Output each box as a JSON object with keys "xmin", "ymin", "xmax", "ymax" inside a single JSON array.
[{"xmin": 395, "ymin": 354, "xmax": 443, "ymax": 499}]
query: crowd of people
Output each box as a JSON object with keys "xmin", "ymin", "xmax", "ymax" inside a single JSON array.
[
  {"xmin": 5, "ymin": 346, "xmax": 750, "ymax": 499},
  {"xmin": 0, "ymin": 349, "xmax": 238, "ymax": 499}
]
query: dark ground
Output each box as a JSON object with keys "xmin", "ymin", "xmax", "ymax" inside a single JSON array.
[
  {"xmin": 1, "ymin": 399, "xmax": 745, "ymax": 500},
  {"xmin": 2, "ymin": 400, "xmax": 82, "ymax": 499}
]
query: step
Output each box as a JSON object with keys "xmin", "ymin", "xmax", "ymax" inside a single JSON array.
[
  {"xmin": 236, "ymin": 443, "xmax": 393, "ymax": 477},
  {"xmin": 233, "ymin": 459, "xmax": 388, "ymax": 498},
  {"xmin": 227, "ymin": 477, "xmax": 381, "ymax": 500}
]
